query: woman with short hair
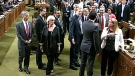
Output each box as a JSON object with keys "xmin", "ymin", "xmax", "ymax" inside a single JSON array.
[{"xmin": 40, "ymin": 15, "xmax": 61, "ymax": 76}]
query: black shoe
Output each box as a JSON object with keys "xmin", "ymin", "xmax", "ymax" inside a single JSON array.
[
  {"xmin": 69, "ymin": 66, "xmax": 78, "ymax": 70},
  {"xmin": 24, "ymin": 69, "xmax": 31, "ymax": 74},
  {"xmin": 75, "ymin": 63, "xmax": 80, "ymax": 67},
  {"xmin": 18, "ymin": 68, "xmax": 23, "ymax": 72},
  {"xmin": 54, "ymin": 61, "xmax": 60, "ymax": 65},
  {"xmin": 38, "ymin": 66, "xmax": 46, "ymax": 70},
  {"xmin": 42, "ymin": 63, "xmax": 46, "ymax": 65},
  {"xmin": 57, "ymin": 58, "xmax": 61, "ymax": 61}
]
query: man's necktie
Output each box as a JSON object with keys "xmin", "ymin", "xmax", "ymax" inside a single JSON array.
[
  {"xmin": 25, "ymin": 21, "xmax": 30, "ymax": 37},
  {"xmin": 85, "ymin": 16, "xmax": 87, "ymax": 21},
  {"xmin": 101, "ymin": 16, "xmax": 104, "ymax": 30}
]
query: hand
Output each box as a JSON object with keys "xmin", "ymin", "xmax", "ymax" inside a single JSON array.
[
  {"xmin": 40, "ymin": 45, "xmax": 43, "ymax": 52},
  {"xmin": 121, "ymin": 49, "xmax": 128, "ymax": 53},
  {"xmin": 25, "ymin": 40, "xmax": 29, "ymax": 44},
  {"xmin": 58, "ymin": 46, "xmax": 60, "ymax": 53},
  {"xmin": 72, "ymin": 38, "xmax": 75, "ymax": 44},
  {"xmin": 107, "ymin": 33, "xmax": 116, "ymax": 37},
  {"xmin": 28, "ymin": 39, "xmax": 32, "ymax": 43}
]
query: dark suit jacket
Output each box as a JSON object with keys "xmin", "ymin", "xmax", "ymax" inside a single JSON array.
[
  {"xmin": 97, "ymin": 13, "xmax": 109, "ymax": 30},
  {"xmin": 40, "ymin": 26, "xmax": 61, "ymax": 55},
  {"xmin": 81, "ymin": 20, "xmax": 99, "ymax": 54},
  {"xmin": 35, "ymin": 15, "xmax": 46, "ymax": 41},
  {"xmin": 70, "ymin": 2, "xmax": 74, "ymax": 10},
  {"xmin": 127, "ymin": 2, "xmax": 134, "ymax": 12},
  {"xmin": 116, "ymin": 4, "xmax": 130, "ymax": 22},
  {"xmin": 56, "ymin": 0, "xmax": 62, "ymax": 2},
  {"xmin": 16, "ymin": 21, "xmax": 33, "ymax": 57},
  {"xmin": 62, "ymin": 6, "xmax": 71, "ymax": 19},
  {"xmin": 82, "ymin": 15, "xmax": 88, "ymax": 22},
  {"xmin": 68, "ymin": 14, "xmax": 82, "ymax": 44},
  {"xmin": 0, "ymin": 5, "xmax": 4, "ymax": 15},
  {"xmin": 54, "ymin": 17, "xmax": 63, "ymax": 35}
]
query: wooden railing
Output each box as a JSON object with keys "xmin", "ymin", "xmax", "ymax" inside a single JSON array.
[
  {"xmin": 0, "ymin": 16, "xmax": 5, "ymax": 38},
  {"xmin": 0, "ymin": 1, "xmax": 26, "ymax": 39}
]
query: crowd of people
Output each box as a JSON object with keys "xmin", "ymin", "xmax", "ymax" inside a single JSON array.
[{"xmin": 1, "ymin": 0, "xmax": 133, "ymax": 76}]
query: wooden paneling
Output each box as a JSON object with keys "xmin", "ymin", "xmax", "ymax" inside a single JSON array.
[
  {"xmin": 129, "ymin": 29, "xmax": 135, "ymax": 39},
  {"xmin": 0, "ymin": 1, "xmax": 26, "ymax": 39},
  {"xmin": 4, "ymin": 13, "xmax": 10, "ymax": 32},
  {"xmin": 114, "ymin": 51, "xmax": 135, "ymax": 76},
  {"xmin": 0, "ymin": 16, "xmax": 5, "ymax": 38}
]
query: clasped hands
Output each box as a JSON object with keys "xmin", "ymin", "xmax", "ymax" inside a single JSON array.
[{"xmin": 25, "ymin": 39, "xmax": 31, "ymax": 44}]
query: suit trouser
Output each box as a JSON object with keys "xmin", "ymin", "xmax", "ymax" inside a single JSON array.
[
  {"xmin": 55, "ymin": 35, "xmax": 64, "ymax": 62},
  {"xmin": 46, "ymin": 55, "xmax": 55, "ymax": 75},
  {"xmin": 70, "ymin": 42, "xmax": 81, "ymax": 66},
  {"xmin": 79, "ymin": 51, "xmax": 96, "ymax": 76},
  {"xmin": 101, "ymin": 49, "xmax": 118, "ymax": 75},
  {"xmin": 36, "ymin": 44, "xmax": 43, "ymax": 67},
  {"xmin": 19, "ymin": 46, "xmax": 31, "ymax": 69},
  {"xmin": 63, "ymin": 17, "xmax": 69, "ymax": 34}
]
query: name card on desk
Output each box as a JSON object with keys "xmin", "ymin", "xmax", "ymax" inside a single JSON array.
[
  {"xmin": 0, "ymin": 15, "xmax": 4, "ymax": 18},
  {"xmin": 8, "ymin": 10, "xmax": 12, "ymax": 12}
]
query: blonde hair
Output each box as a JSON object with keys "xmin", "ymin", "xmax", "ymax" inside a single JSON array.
[{"xmin": 111, "ymin": 18, "xmax": 118, "ymax": 33}]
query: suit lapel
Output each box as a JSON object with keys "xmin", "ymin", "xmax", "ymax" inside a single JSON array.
[{"xmin": 21, "ymin": 21, "xmax": 27, "ymax": 35}]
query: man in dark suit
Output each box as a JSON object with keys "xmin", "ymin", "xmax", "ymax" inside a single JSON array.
[
  {"xmin": 35, "ymin": 7, "xmax": 47, "ymax": 70},
  {"xmin": 16, "ymin": 11, "xmax": 33, "ymax": 74},
  {"xmin": 79, "ymin": 11, "xmax": 99, "ymax": 76},
  {"xmin": 68, "ymin": 7, "xmax": 83, "ymax": 70},
  {"xmin": 74, "ymin": 0, "xmax": 79, "ymax": 4},
  {"xmin": 50, "ymin": 0, "xmax": 54, "ymax": 12},
  {"xmin": 127, "ymin": 0, "xmax": 134, "ymax": 13},
  {"xmin": 69, "ymin": 0, "xmax": 74, "ymax": 10},
  {"xmin": 107, "ymin": 0, "xmax": 117, "ymax": 15},
  {"xmin": 54, "ymin": 10, "xmax": 64, "ymax": 65},
  {"xmin": 62, "ymin": 1, "xmax": 71, "ymax": 35},
  {"xmin": 116, "ymin": 0, "xmax": 130, "ymax": 22},
  {"xmin": 82, "ymin": 7, "xmax": 89, "ymax": 22},
  {"xmin": 56, "ymin": 0, "xmax": 62, "ymax": 10}
]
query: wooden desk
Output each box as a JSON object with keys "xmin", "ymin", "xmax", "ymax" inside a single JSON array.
[
  {"xmin": 0, "ymin": 16, "xmax": 5, "ymax": 38},
  {"xmin": 114, "ymin": 51, "xmax": 135, "ymax": 76},
  {"xmin": 35, "ymin": 3, "xmax": 50, "ymax": 12},
  {"xmin": 8, "ymin": 9, "xmax": 15, "ymax": 26},
  {"xmin": 4, "ymin": 13, "xmax": 10, "ymax": 32},
  {"xmin": 129, "ymin": 29, "xmax": 135, "ymax": 39}
]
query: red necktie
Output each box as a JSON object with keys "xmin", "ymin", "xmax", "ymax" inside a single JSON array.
[
  {"xmin": 101, "ymin": 16, "xmax": 104, "ymax": 30},
  {"xmin": 85, "ymin": 17, "xmax": 87, "ymax": 21},
  {"xmin": 25, "ymin": 21, "xmax": 29, "ymax": 37}
]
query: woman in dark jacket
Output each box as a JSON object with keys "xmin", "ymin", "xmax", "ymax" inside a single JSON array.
[{"xmin": 40, "ymin": 15, "xmax": 61, "ymax": 76}]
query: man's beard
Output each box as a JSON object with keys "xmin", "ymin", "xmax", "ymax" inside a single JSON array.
[{"xmin": 42, "ymin": 14, "xmax": 46, "ymax": 17}]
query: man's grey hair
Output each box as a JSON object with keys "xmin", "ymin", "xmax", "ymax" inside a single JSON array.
[{"xmin": 21, "ymin": 11, "xmax": 29, "ymax": 17}]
